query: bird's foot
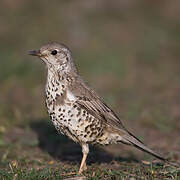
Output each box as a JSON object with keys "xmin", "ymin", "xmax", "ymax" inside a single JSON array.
[{"xmin": 78, "ymin": 163, "xmax": 87, "ymax": 174}]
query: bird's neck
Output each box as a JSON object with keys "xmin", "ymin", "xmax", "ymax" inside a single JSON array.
[
  {"xmin": 46, "ymin": 68, "xmax": 65, "ymax": 89},
  {"xmin": 45, "ymin": 68, "xmax": 65, "ymax": 105},
  {"xmin": 45, "ymin": 67, "xmax": 77, "ymax": 97}
]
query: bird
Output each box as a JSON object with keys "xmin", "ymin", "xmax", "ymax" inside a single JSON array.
[{"xmin": 29, "ymin": 42, "xmax": 166, "ymax": 174}]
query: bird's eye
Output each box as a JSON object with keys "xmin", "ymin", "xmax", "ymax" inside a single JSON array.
[{"xmin": 51, "ymin": 50, "xmax": 57, "ymax": 55}]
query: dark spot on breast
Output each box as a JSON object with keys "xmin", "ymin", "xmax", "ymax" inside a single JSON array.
[
  {"xmin": 77, "ymin": 111, "xmax": 81, "ymax": 117},
  {"xmin": 55, "ymin": 91, "xmax": 67, "ymax": 106},
  {"xmin": 56, "ymin": 81, "xmax": 59, "ymax": 85},
  {"xmin": 97, "ymin": 127, "xmax": 101, "ymax": 131},
  {"xmin": 55, "ymin": 94, "xmax": 60, "ymax": 100},
  {"xmin": 85, "ymin": 125, "xmax": 89, "ymax": 132},
  {"xmin": 49, "ymin": 112, "xmax": 55, "ymax": 115},
  {"xmin": 78, "ymin": 97, "xmax": 82, "ymax": 100}
]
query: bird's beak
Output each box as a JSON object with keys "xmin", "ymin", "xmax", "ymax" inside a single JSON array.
[{"xmin": 28, "ymin": 50, "xmax": 41, "ymax": 56}]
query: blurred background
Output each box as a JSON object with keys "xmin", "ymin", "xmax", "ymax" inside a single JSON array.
[{"xmin": 0, "ymin": 0, "xmax": 180, "ymax": 176}]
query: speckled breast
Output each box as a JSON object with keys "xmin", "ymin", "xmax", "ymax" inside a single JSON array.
[{"xmin": 46, "ymin": 91, "xmax": 104, "ymax": 144}]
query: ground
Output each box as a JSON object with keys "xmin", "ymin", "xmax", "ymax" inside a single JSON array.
[{"xmin": 0, "ymin": 1, "xmax": 180, "ymax": 179}]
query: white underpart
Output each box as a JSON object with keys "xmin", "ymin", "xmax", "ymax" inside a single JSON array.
[
  {"xmin": 46, "ymin": 70, "xmax": 102, "ymax": 143},
  {"xmin": 66, "ymin": 90, "xmax": 76, "ymax": 102}
]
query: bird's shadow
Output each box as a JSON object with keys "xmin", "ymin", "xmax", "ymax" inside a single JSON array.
[{"xmin": 30, "ymin": 119, "xmax": 138, "ymax": 165}]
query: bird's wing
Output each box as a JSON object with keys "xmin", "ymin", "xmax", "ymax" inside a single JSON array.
[
  {"xmin": 69, "ymin": 77, "xmax": 166, "ymax": 161},
  {"xmin": 69, "ymin": 77, "xmax": 127, "ymax": 132}
]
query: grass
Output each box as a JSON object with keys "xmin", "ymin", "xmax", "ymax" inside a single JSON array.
[
  {"xmin": 0, "ymin": 121, "xmax": 179, "ymax": 179},
  {"xmin": 0, "ymin": 158, "xmax": 179, "ymax": 179},
  {"xmin": 0, "ymin": 1, "xmax": 180, "ymax": 179}
]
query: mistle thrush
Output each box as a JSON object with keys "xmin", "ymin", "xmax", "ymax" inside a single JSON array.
[{"xmin": 29, "ymin": 42, "xmax": 166, "ymax": 173}]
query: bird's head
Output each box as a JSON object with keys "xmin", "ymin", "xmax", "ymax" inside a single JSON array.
[{"xmin": 29, "ymin": 42, "xmax": 77, "ymax": 74}]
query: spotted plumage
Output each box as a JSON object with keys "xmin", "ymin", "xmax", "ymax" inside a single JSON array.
[{"xmin": 29, "ymin": 42, "xmax": 166, "ymax": 174}]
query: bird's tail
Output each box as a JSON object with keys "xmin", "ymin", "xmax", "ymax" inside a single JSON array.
[{"xmin": 121, "ymin": 132, "xmax": 166, "ymax": 161}]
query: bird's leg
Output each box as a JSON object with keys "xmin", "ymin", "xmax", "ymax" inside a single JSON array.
[{"xmin": 79, "ymin": 143, "xmax": 89, "ymax": 174}]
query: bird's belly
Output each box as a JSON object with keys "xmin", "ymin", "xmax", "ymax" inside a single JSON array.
[{"xmin": 49, "ymin": 103, "xmax": 103, "ymax": 143}]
